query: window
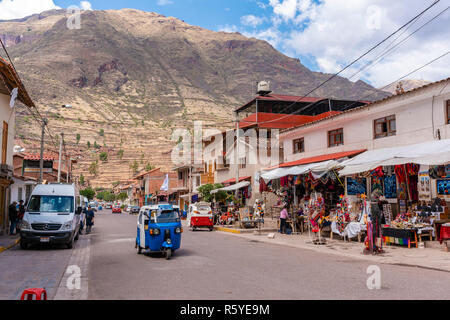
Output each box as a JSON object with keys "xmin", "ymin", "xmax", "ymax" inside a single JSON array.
[
  {"xmin": 239, "ymin": 157, "xmax": 246, "ymax": 169},
  {"xmin": 374, "ymin": 115, "xmax": 396, "ymax": 139},
  {"xmin": 18, "ymin": 188, "xmax": 23, "ymax": 202},
  {"xmin": 447, "ymin": 100, "xmax": 450, "ymax": 124},
  {"xmin": 293, "ymin": 138, "xmax": 305, "ymax": 154},
  {"xmin": 2, "ymin": 121, "xmax": 8, "ymax": 164},
  {"xmin": 328, "ymin": 129, "xmax": 344, "ymax": 147},
  {"xmin": 25, "ymin": 185, "xmax": 33, "ymax": 203}
]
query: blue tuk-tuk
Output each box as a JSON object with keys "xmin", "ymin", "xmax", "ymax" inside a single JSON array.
[{"xmin": 136, "ymin": 204, "xmax": 182, "ymax": 259}]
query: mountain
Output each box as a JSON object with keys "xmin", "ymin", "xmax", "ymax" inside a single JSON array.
[
  {"xmin": 381, "ymin": 79, "xmax": 431, "ymax": 95},
  {"xmin": 0, "ymin": 9, "xmax": 389, "ymax": 187}
]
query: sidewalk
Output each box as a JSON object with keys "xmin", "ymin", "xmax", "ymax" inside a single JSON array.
[
  {"xmin": 216, "ymin": 228, "xmax": 450, "ymax": 272},
  {"xmin": 0, "ymin": 234, "xmax": 20, "ymax": 253}
]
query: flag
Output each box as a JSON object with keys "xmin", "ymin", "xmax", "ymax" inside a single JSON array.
[
  {"xmin": 10, "ymin": 87, "xmax": 18, "ymax": 108},
  {"xmin": 160, "ymin": 174, "xmax": 169, "ymax": 192}
]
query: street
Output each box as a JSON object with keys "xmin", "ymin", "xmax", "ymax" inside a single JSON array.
[{"xmin": 86, "ymin": 210, "xmax": 450, "ymax": 300}]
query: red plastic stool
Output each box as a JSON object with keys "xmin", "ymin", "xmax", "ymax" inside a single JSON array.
[{"xmin": 21, "ymin": 288, "xmax": 47, "ymax": 300}]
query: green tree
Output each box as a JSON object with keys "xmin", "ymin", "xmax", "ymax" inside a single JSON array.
[
  {"xmin": 99, "ymin": 152, "xmax": 108, "ymax": 162},
  {"xmin": 76, "ymin": 133, "xmax": 81, "ymax": 145},
  {"xmin": 197, "ymin": 184, "xmax": 227, "ymax": 203},
  {"xmin": 117, "ymin": 149, "xmax": 124, "ymax": 160},
  {"xmin": 104, "ymin": 192, "xmax": 116, "ymax": 202},
  {"xmin": 80, "ymin": 187, "xmax": 95, "ymax": 200},
  {"xmin": 140, "ymin": 152, "xmax": 145, "ymax": 164},
  {"xmin": 89, "ymin": 161, "xmax": 99, "ymax": 177},
  {"xmin": 99, "ymin": 129, "xmax": 105, "ymax": 137},
  {"xmin": 145, "ymin": 163, "xmax": 155, "ymax": 172},
  {"xmin": 79, "ymin": 173, "xmax": 85, "ymax": 186},
  {"xmin": 118, "ymin": 192, "xmax": 128, "ymax": 202},
  {"xmin": 94, "ymin": 141, "xmax": 99, "ymax": 149},
  {"xmin": 87, "ymin": 141, "xmax": 91, "ymax": 149},
  {"xmin": 130, "ymin": 160, "xmax": 139, "ymax": 175}
]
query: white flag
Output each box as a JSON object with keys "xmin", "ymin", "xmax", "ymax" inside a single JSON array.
[
  {"xmin": 10, "ymin": 87, "xmax": 18, "ymax": 108},
  {"xmin": 160, "ymin": 174, "xmax": 169, "ymax": 192}
]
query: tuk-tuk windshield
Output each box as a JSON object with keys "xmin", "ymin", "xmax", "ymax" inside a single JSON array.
[{"xmin": 154, "ymin": 209, "xmax": 180, "ymax": 223}]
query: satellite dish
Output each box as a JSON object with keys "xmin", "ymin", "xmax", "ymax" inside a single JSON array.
[{"xmin": 14, "ymin": 145, "xmax": 26, "ymax": 153}]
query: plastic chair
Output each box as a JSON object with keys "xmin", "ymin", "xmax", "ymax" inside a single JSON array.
[{"xmin": 20, "ymin": 288, "xmax": 47, "ymax": 300}]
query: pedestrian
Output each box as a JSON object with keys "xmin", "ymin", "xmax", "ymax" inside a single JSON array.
[
  {"xmin": 279, "ymin": 205, "xmax": 289, "ymax": 234},
  {"xmin": 85, "ymin": 206, "xmax": 95, "ymax": 234},
  {"xmin": 8, "ymin": 201, "xmax": 18, "ymax": 236},
  {"xmin": 16, "ymin": 200, "xmax": 26, "ymax": 233}
]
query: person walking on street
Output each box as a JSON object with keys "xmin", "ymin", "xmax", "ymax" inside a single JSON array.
[
  {"xmin": 8, "ymin": 201, "xmax": 18, "ymax": 236},
  {"xmin": 85, "ymin": 206, "xmax": 95, "ymax": 234},
  {"xmin": 279, "ymin": 205, "xmax": 289, "ymax": 234},
  {"xmin": 16, "ymin": 200, "xmax": 26, "ymax": 233}
]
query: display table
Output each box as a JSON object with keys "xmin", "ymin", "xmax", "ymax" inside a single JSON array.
[{"xmin": 382, "ymin": 227, "xmax": 418, "ymax": 248}]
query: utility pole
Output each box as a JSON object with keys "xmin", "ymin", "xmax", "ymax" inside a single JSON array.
[
  {"xmin": 235, "ymin": 111, "xmax": 240, "ymax": 199},
  {"xmin": 39, "ymin": 118, "xmax": 48, "ymax": 184},
  {"xmin": 57, "ymin": 132, "xmax": 63, "ymax": 183}
]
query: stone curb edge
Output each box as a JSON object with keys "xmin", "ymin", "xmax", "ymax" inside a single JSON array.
[
  {"xmin": 215, "ymin": 229, "xmax": 450, "ymax": 273},
  {"xmin": 0, "ymin": 239, "xmax": 20, "ymax": 253}
]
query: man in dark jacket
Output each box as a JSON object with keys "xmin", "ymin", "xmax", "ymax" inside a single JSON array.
[
  {"xmin": 16, "ymin": 200, "xmax": 26, "ymax": 233},
  {"xmin": 8, "ymin": 201, "xmax": 18, "ymax": 235}
]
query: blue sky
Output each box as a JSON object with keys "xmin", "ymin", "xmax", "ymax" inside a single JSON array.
[{"xmin": 1, "ymin": 0, "xmax": 449, "ymax": 87}]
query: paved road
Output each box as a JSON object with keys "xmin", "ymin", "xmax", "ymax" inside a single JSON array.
[
  {"xmin": 89, "ymin": 210, "xmax": 450, "ymax": 300},
  {"xmin": 0, "ymin": 237, "xmax": 74, "ymax": 300}
]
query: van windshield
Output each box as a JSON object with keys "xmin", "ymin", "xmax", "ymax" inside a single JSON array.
[{"xmin": 28, "ymin": 196, "xmax": 74, "ymax": 213}]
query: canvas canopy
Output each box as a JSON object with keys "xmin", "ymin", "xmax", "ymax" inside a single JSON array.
[
  {"xmin": 339, "ymin": 139, "xmax": 450, "ymax": 176},
  {"xmin": 260, "ymin": 160, "xmax": 342, "ymax": 181},
  {"xmin": 211, "ymin": 181, "xmax": 251, "ymax": 194}
]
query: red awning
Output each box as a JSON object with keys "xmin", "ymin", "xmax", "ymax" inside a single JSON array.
[
  {"xmin": 270, "ymin": 149, "xmax": 367, "ymax": 169},
  {"xmin": 222, "ymin": 176, "xmax": 252, "ymax": 185}
]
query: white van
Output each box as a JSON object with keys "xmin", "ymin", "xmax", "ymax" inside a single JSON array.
[{"xmin": 19, "ymin": 183, "xmax": 83, "ymax": 249}]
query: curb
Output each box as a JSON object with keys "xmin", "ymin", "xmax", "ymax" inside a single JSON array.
[
  {"xmin": 0, "ymin": 239, "xmax": 20, "ymax": 253},
  {"xmin": 214, "ymin": 226, "xmax": 241, "ymax": 234},
  {"xmin": 215, "ymin": 230, "xmax": 450, "ymax": 273}
]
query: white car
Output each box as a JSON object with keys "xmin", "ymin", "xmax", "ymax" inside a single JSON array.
[{"xmin": 19, "ymin": 184, "xmax": 83, "ymax": 249}]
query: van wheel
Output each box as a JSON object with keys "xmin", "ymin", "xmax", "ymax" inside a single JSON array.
[
  {"xmin": 137, "ymin": 244, "xmax": 142, "ymax": 255},
  {"xmin": 20, "ymin": 240, "xmax": 28, "ymax": 250},
  {"xmin": 66, "ymin": 237, "xmax": 74, "ymax": 249}
]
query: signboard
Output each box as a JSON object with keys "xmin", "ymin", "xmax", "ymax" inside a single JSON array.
[{"xmin": 346, "ymin": 177, "xmax": 367, "ymax": 196}]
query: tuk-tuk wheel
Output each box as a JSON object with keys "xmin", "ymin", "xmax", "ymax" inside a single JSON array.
[
  {"xmin": 137, "ymin": 245, "xmax": 142, "ymax": 255},
  {"xmin": 165, "ymin": 248, "xmax": 171, "ymax": 260}
]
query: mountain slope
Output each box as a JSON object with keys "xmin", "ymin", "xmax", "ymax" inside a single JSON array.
[{"xmin": 0, "ymin": 9, "xmax": 389, "ymax": 187}]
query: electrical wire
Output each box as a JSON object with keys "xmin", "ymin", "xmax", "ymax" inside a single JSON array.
[{"xmin": 248, "ymin": 0, "xmax": 442, "ymax": 126}]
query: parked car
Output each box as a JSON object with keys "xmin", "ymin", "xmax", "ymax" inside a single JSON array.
[
  {"xmin": 19, "ymin": 183, "xmax": 82, "ymax": 249},
  {"xmin": 124, "ymin": 205, "xmax": 131, "ymax": 213},
  {"xmin": 130, "ymin": 206, "xmax": 140, "ymax": 214},
  {"xmin": 112, "ymin": 206, "xmax": 122, "ymax": 214},
  {"xmin": 106, "ymin": 203, "xmax": 113, "ymax": 209}
]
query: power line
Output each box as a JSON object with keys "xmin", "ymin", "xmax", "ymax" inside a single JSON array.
[
  {"xmin": 347, "ymin": 4, "xmax": 450, "ymax": 81},
  {"xmin": 252, "ymin": 0, "xmax": 442, "ymax": 126}
]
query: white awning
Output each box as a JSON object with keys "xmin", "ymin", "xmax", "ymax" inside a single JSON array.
[
  {"xmin": 339, "ymin": 139, "xmax": 450, "ymax": 176},
  {"xmin": 260, "ymin": 160, "xmax": 342, "ymax": 181},
  {"xmin": 211, "ymin": 181, "xmax": 250, "ymax": 194}
]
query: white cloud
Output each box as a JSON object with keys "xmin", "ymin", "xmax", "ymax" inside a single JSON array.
[
  {"xmin": 157, "ymin": 0, "xmax": 173, "ymax": 6},
  {"xmin": 237, "ymin": 0, "xmax": 450, "ymax": 87},
  {"xmin": 80, "ymin": 1, "xmax": 92, "ymax": 11},
  {"xmin": 0, "ymin": 0, "xmax": 60, "ymax": 20},
  {"xmin": 218, "ymin": 24, "xmax": 239, "ymax": 33},
  {"xmin": 241, "ymin": 15, "xmax": 266, "ymax": 28}
]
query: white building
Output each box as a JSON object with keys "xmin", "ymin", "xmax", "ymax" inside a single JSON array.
[
  {"xmin": 279, "ymin": 78, "xmax": 450, "ymax": 206},
  {"xmin": 0, "ymin": 57, "xmax": 35, "ymax": 234}
]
